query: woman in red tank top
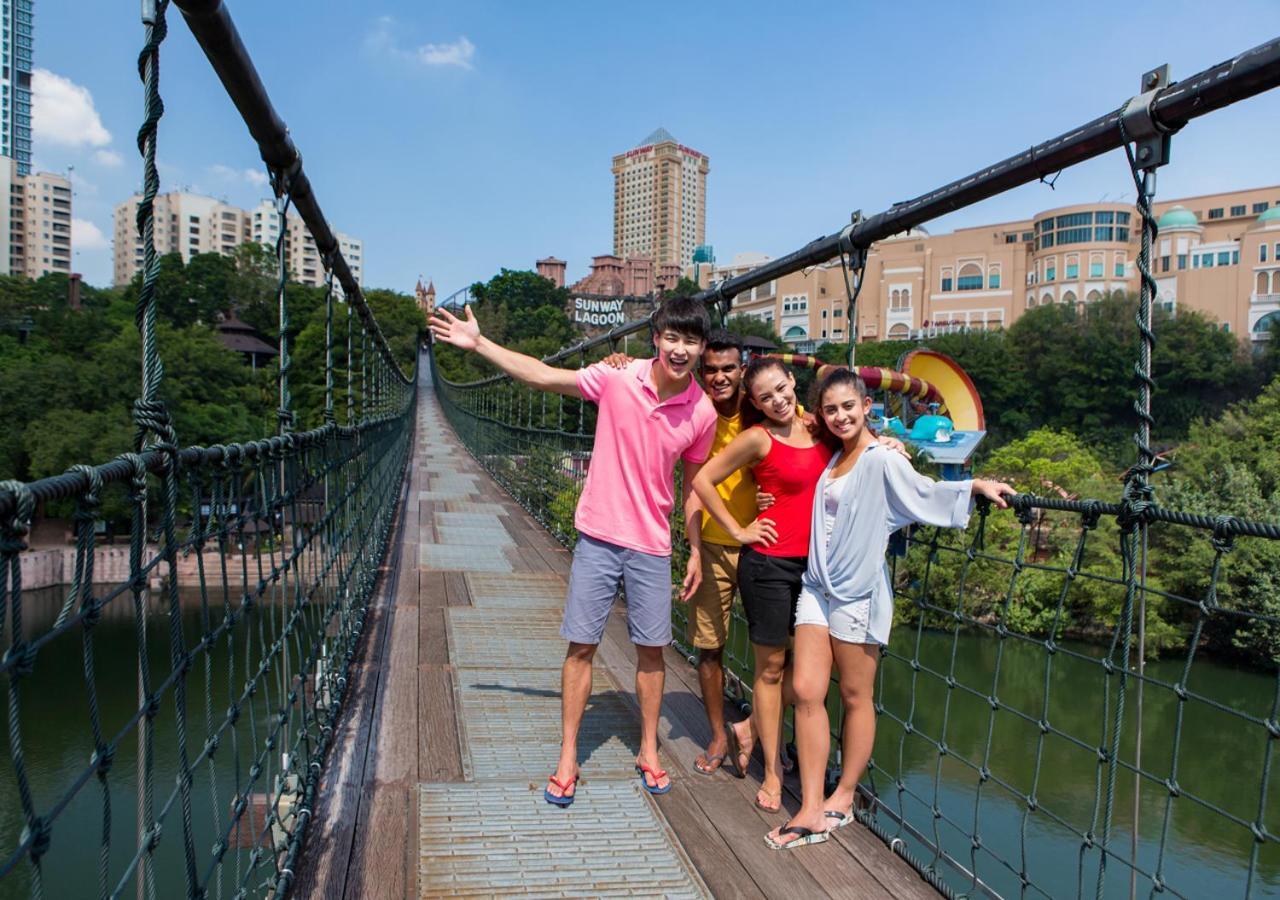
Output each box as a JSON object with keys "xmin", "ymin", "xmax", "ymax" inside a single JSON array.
[{"xmin": 692, "ymin": 357, "xmax": 831, "ymax": 812}]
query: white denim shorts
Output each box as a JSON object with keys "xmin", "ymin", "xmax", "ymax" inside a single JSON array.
[{"xmin": 794, "ymin": 586, "xmax": 880, "ymax": 645}]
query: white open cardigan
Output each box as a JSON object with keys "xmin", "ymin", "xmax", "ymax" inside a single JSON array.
[{"xmin": 800, "ymin": 443, "xmax": 974, "ymax": 645}]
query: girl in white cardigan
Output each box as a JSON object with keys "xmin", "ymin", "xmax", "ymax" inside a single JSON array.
[{"xmin": 766, "ymin": 368, "xmax": 1015, "ymax": 850}]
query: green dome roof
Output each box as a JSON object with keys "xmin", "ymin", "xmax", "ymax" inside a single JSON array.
[
  {"xmin": 1157, "ymin": 206, "xmax": 1199, "ymax": 229},
  {"xmin": 1259, "ymin": 206, "xmax": 1280, "ymax": 224}
]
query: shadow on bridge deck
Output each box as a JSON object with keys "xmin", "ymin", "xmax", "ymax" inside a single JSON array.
[{"xmin": 294, "ymin": 363, "xmax": 940, "ymax": 898}]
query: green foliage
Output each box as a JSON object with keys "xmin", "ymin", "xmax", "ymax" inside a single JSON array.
[
  {"xmin": 983, "ymin": 428, "xmax": 1105, "ymax": 494},
  {"xmin": 435, "ymin": 269, "xmax": 576, "ymax": 382},
  {"xmin": 1156, "ymin": 375, "xmax": 1280, "ymax": 667},
  {"xmin": 666, "ymin": 276, "xmax": 701, "ymax": 298},
  {"xmin": 724, "ymin": 314, "xmax": 783, "ymax": 348}
]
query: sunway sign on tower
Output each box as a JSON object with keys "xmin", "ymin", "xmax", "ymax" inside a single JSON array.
[{"xmin": 623, "ymin": 144, "xmax": 704, "ymax": 160}]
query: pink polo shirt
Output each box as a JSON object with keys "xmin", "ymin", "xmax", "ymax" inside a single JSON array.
[{"xmin": 575, "ymin": 358, "xmax": 716, "ymax": 556}]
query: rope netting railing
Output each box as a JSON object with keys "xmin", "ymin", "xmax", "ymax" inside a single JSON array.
[
  {"xmin": 0, "ymin": 1, "xmax": 416, "ymax": 897},
  {"xmin": 431, "ymin": 40, "xmax": 1280, "ymax": 900}
]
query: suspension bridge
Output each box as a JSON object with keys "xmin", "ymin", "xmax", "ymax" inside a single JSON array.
[{"xmin": 1, "ymin": 2, "xmax": 1279, "ymax": 897}]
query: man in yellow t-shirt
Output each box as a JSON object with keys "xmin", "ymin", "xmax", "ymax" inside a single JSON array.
[{"xmin": 686, "ymin": 330, "xmax": 757, "ymax": 775}]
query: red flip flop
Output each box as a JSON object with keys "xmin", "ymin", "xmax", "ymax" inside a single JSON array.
[{"xmin": 544, "ymin": 773, "xmax": 578, "ymax": 807}]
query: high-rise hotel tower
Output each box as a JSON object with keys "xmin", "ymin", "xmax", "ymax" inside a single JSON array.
[{"xmin": 612, "ymin": 128, "xmax": 708, "ymax": 269}]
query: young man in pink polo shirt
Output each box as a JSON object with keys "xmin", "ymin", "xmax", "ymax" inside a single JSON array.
[{"xmin": 429, "ymin": 295, "xmax": 716, "ymax": 805}]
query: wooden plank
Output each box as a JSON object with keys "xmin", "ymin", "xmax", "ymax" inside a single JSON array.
[
  {"xmin": 418, "ymin": 606, "xmax": 450, "ymax": 667},
  {"xmin": 516, "ymin": 546, "xmax": 554, "ymax": 573},
  {"xmin": 651, "ymin": 781, "xmax": 767, "ymax": 900},
  {"xmin": 369, "ymin": 601, "xmax": 419, "ymax": 786},
  {"xmin": 340, "ymin": 783, "xmax": 415, "ymax": 900},
  {"xmin": 419, "ymin": 664, "xmax": 465, "ymax": 783},
  {"xmin": 419, "ymin": 570, "xmax": 448, "ymax": 611},
  {"xmin": 442, "ymin": 571, "xmax": 471, "ymax": 607}
]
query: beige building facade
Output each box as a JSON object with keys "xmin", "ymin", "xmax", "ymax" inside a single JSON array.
[
  {"xmin": 612, "ymin": 128, "xmax": 708, "ymax": 269},
  {"xmin": 2, "ymin": 158, "xmax": 72, "ymax": 278},
  {"xmin": 698, "ymin": 185, "xmax": 1280, "ymax": 349},
  {"xmin": 113, "ymin": 192, "xmax": 363, "ymax": 291}
]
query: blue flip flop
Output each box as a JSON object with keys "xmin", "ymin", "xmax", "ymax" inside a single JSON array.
[
  {"xmin": 635, "ymin": 762, "xmax": 671, "ymax": 795},
  {"xmin": 544, "ymin": 773, "xmax": 578, "ymax": 807}
]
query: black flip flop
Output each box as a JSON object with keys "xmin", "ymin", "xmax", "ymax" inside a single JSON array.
[{"xmin": 765, "ymin": 825, "xmax": 830, "ymax": 850}]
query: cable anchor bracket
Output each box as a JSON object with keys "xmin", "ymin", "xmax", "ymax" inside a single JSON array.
[{"xmin": 1120, "ymin": 64, "xmax": 1174, "ymax": 170}]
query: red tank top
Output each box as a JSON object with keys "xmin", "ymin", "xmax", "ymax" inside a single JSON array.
[{"xmin": 750, "ymin": 428, "xmax": 833, "ymax": 558}]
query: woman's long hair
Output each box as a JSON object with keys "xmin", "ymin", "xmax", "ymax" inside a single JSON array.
[{"xmin": 808, "ymin": 367, "xmax": 869, "ymax": 451}]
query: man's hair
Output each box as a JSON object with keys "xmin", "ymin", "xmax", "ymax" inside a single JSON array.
[
  {"xmin": 704, "ymin": 329, "xmax": 744, "ymax": 357},
  {"xmin": 651, "ymin": 295, "xmax": 710, "ymax": 343}
]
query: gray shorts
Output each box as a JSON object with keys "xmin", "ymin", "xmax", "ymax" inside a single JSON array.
[{"xmin": 561, "ymin": 533, "xmax": 673, "ymax": 647}]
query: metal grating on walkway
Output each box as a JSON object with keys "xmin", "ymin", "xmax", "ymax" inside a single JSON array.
[
  {"xmin": 435, "ymin": 525, "xmax": 515, "ymax": 547},
  {"xmin": 447, "ymin": 610, "xmax": 566, "ymax": 668},
  {"xmin": 436, "ymin": 511, "xmax": 507, "ymax": 530},
  {"xmin": 452, "ymin": 667, "xmax": 640, "ymax": 779},
  {"xmin": 465, "ymin": 574, "xmax": 566, "ymax": 606},
  {"xmin": 421, "ymin": 544, "xmax": 512, "ymax": 572},
  {"xmin": 419, "ymin": 782, "xmax": 707, "ymax": 898}
]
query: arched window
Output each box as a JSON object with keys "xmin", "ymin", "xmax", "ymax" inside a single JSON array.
[
  {"xmin": 988, "ymin": 265, "xmax": 1001, "ymax": 289},
  {"xmin": 1255, "ymin": 310, "xmax": 1280, "ymax": 336},
  {"xmin": 1259, "ymin": 271, "xmax": 1272, "ymax": 295},
  {"xmin": 1042, "ymin": 291, "xmax": 1054, "ymax": 305},
  {"xmin": 1086, "ymin": 290, "xmax": 1102, "ymax": 303},
  {"xmin": 1089, "ymin": 254, "xmax": 1105, "ymax": 278},
  {"xmin": 1065, "ymin": 255, "xmax": 1080, "ymax": 280},
  {"xmin": 784, "ymin": 325, "xmax": 808, "ymax": 340},
  {"xmin": 1027, "ymin": 293, "xmax": 1036, "ymax": 308},
  {"xmin": 888, "ymin": 323, "xmax": 910, "ymax": 339},
  {"xmin": 957, "ymin": 262, "xmax": 983, "ymax": 291},
  {"xmin": 1062, "ymin": 290, "xmax": 1077, "ymax": 305},
  {"xmin": 941, "ymin": 268, "xmax": 953, "ymax": 292}
]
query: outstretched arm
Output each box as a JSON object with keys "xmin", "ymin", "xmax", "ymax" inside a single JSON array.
[
  {"xmin": 692, "ymin": 430, "xmax": 776, "ymax": 546},
  {"xmin": 430, "ymin": 305, "xmax": 583, "ymax": 397}
]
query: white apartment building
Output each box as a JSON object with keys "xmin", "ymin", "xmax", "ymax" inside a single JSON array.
[
  {"xmin": 1, "ymin": 157, "xmax": 71, "ymax": 277},
  {"xmin": 113, "ymin": 192, "xmax": 363, "ymax": 290}
]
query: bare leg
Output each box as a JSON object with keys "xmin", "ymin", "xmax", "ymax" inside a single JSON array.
[
  {"xmin": 635, "ymin": 643, "xmax": 670, "ymax": 790},
  {"xmin": 824, "ymin": 641, "xmax": 880, "ymax": 816},
  {"xmin": 695, "ymin": 647, "xmax": 730, "ymax": 772},
  {"xmin": 767, "ymin": 625, "xmax": 833, "ymax": 845},
  {"xmin": 750, "ymin": 642, "xmax": 789, "ymax": 811},
  {"xmin": 550, "ymin": 641, "xmax": 597, "ymax": 800}
]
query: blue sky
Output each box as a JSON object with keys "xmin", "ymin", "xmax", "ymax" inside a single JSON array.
[{"xmin": 35, "ymin": 1, "xmax": 1280, "ymax": 296}]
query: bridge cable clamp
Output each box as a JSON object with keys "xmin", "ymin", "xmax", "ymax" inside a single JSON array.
[{"xmin": 1120, "ymin": 64, "xmax": 1174, "ymax": 169}]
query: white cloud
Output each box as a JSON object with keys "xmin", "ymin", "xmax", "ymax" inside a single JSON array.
[
  {"xmin": 32, "ymin": 68, "xmax": 112, "ymax": 148},
  {"xmin": 93, "ymin": 149, "xmax": 123, "ymax": 167},
  {"xmin": 364, "ymin": 18, "xmax": 475, "ymax": 70},
  {"xmin": 211, "ymin": 163, "xmax": 269, "ymax": 188},
  {"xmin": 71, "ymin": 217, "xmax": 109, "ymax": 251},
  {"xmin": 417, "ymin": 36, "xmax": 475, "ymax": 70}
]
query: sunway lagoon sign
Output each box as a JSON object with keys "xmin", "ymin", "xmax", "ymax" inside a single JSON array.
[{"xmin": 572, "ymin": 296, "xmax": 626, "ymax": 327}]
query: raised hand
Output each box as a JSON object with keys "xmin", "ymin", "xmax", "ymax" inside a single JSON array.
[
  {"xmin": 736, "ymin": 516, "xmax": 778, "ymax": 547},
  {"xmin": 972, "ymin": 479, "xmax": 1017, "ymax": 509},
  {"xmin": 429, "ymin": 304, "xmax": 482, "ymax": 351}
]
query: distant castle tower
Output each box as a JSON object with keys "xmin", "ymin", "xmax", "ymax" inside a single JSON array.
[
  {"xmin": 537, "ymin": 257, "xmax": 567, "ymax": 289},
  {"xmin": 415, "ymin": 278, "xmax": 436, "ymax": 316}
]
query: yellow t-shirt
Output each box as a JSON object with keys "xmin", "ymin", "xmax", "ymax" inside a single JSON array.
[
  {"xmin": 699, "ymin": 405, "xmax": 806, "ymax": 547},
  {"xmin": 700, "ymin": 411, "xmax": 759, "ymax": 547}
]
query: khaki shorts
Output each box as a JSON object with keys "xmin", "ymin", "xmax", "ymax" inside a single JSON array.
[{"xmin": 687, "ymin": 542, "xmax": 739, "ymax": 650}]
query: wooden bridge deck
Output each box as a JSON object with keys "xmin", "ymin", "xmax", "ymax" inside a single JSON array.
[{"xmin": 294, "ymin": 364, "xmax": 940, "ymax": 898}]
